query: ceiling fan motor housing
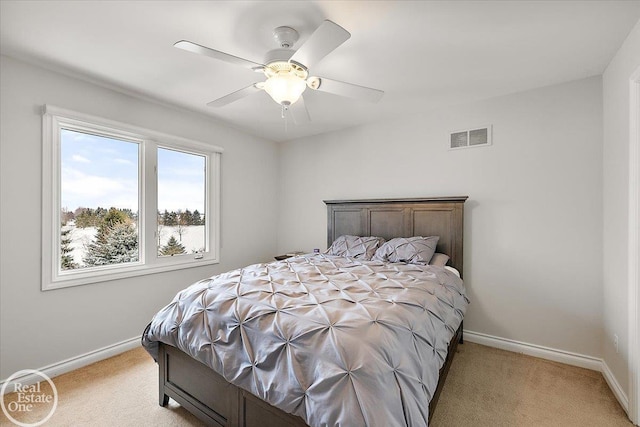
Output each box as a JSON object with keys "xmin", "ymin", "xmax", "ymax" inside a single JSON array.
[
  {"xmin": 273, "ymin": 26, "xmax": 299, "ymax": 49},
  {"xmin": 263, "ymin": 48, "xmax": 296, "ymax": 65},
  {"xmin": 260, "ymin": 27, "xmax": 309, "ymax": 107}
]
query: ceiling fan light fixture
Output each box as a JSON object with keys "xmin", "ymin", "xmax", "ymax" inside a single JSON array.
[
  {"xmin": 262, "ymin": 61, "xmax": 308, "ymax": 106},
  {"xmin": 264, "ymin": 73, "xmax": 307, "ymax": 105}
]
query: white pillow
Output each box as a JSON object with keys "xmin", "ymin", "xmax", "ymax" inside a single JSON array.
[{"xmin": 429, "ymin": 253, "xmax": 450, "ymax": 267}]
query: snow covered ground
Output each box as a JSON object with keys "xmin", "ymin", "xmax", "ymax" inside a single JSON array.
[
  {"xmin": 66, "ymin": 225, "xmax": 205, "ymax": 266},
  {"xmin": 157, "ymin": 225, "xmax": 205, "ymax": 254}
]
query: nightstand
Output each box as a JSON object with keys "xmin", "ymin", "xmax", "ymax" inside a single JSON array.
[{"xmin": 274, "ymin": 252, "xmax": 304, "ymax": 261}]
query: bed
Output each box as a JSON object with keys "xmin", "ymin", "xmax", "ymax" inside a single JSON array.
[{"xmin": 142, "ymin": 196, "xmax": 468, "ymax": 427}]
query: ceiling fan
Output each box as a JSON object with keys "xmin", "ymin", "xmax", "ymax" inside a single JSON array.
[{"xmin": 174, "ymin": 20, "xmax": 384, "ymax": 120}]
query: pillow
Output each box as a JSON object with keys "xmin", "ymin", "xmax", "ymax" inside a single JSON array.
[
  {"xmin": 429, "ymin": 253, "xmax": 450, "ymax": 267},
  {"xmin": 373, "ymin": 236, "xmax": 440, "ymax": 265},
  {"xmin": 325, "ymin": 235, "xmax": 385, "ymax": 260}
]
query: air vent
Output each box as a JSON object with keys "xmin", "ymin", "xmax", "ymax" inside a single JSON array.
[{"xmin": 450, "ymin": 125, "xmax": 492, "ymax": 150}]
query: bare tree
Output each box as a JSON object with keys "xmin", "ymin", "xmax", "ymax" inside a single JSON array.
[{"xmin": 176, "ymin": 209, "xmax": 188, "ymax": 242}]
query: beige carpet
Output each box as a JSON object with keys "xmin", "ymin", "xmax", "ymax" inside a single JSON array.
[
  {"xmin": 429, "ymin": 342, "xmax": 630, "ymax": 426},
  {"xmin": 0, "ymin": 342, "xmax": 630, "ymax": 426}
]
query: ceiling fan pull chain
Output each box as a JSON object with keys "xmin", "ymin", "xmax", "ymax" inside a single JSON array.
[{"xmin": 282, "ymin": 104, "xmax": 288, "ymax": 132}]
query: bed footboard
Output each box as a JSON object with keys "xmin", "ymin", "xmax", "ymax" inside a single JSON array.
[
  {"xmin": 158, "ymin": 343, "xmax": 307, "ymax": 427},
  {"xmin": 158, "ymin": 322, "xmax": 463, "ymax": 427}
]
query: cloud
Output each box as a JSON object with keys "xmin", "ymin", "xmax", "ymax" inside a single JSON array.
[
  {"xmin": 60, "ymin": 167, "xmax": 205, "ymax": 213},
  {"xmin": 61, "ymin": 167, "xmax": 138, "ymax": 211},
  {"xmin": 113, "ymin": 158, "xmax": 135, "ymax": 166},
  {"xmin": 72, "ymin": 154, "xmax": 91, "ymax": 163},
  {"xmin": 158, "ymin": 178, "xmax": 205, "ymax": 212},
  {"xmin": 159, "ymin": 166, "xmax": 205, "ymax": 179}
]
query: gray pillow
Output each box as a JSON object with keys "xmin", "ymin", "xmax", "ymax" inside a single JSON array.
[
  {"xmin": 325, "ymin": 235, "xmax": 386, "ymax": 260},
  {"xmin": 373, "ymin": 236, "xmax": 440, "ymax": 265}
]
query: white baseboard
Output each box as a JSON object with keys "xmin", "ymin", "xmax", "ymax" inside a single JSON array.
[
  {"xmin": 464, "ymin": 329, "xmax": 629, "ymax": 413},
  {"xmin": 463, "ymin": 330, "xmax": 602, "ymax": 371},
  {"xmin": 0, "ymin": 336, "xmax": 141, "ymax": 394},
  {"xmin": 602, "ymin": 361, "xmax": 630, "ymax": 413}
]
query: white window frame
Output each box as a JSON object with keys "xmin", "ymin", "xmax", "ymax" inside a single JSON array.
[{"xmin": 42, "ymin": 105, "xmax": 222, "ymax": 290}]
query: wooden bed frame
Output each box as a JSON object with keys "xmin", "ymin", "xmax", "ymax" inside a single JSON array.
[{"xmin": 157, "ymin": 196, "xmax": 468, "ymax": 427}]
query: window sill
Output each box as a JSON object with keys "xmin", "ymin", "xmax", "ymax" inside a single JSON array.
[{"xmin": 43, "ymin": 257, "xmax": 219, "ymax": 291}]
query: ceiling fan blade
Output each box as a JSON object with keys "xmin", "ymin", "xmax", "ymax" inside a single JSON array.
[
  {"xmin": 289, "ymin": 95, "xmax": 311, "ymax": 124},
  {"xmin": 207, "ymin": 84, "xmax": 262, "ymax": 107},
  {"xmin": 175, "ymin": 40, "xmax": 264, "ymax": 71},
  {"xmin": 311, "ymin": 77, "xmax": 384, "ymax": 103},
  {"xmin": 289, "ymin": 20, "xmax": 350, "ymax": 69}
]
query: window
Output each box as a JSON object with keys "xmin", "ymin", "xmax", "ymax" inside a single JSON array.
[
  {"xmin": 42, "ymin": 105, "xmax": 222, "ymax": 290},
  {"xmin": 157, "ymin": 148, "xmax": 207, "ymax": 257}
]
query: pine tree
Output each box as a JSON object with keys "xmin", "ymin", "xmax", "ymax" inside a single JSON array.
[
  {"xmin": 162, "ymin": 210, "xmax": 177, "ymax": 226},
  {"xmin": 83, "ymin": 209, "xmax": 138, "ymax": 266},
  {"xmin": 181, "ymin": 209, "xmax": 193, "ymax": 225},
  {"xmin": 101, "ymin": 207, "xmax": 130, "ymax": 228},
  {"xmin": 84, "ymin": 222, "xmax": 139, "ymax": 266},
  {"xmin": 192, "ymin": 210, "xmax": 203, "ymax": 225},
  {"xmin": 160, "ymin": 236, "xmax": 186, "ymax": 256},
  {"xmin": 60, "ymin": 226, "xmax": 78, "ymax": 270},
  {"xmin": 74, "ymin": 207, "xmax": 95, "ymax": 228}
]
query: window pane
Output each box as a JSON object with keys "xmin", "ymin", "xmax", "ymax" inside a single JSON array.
[
  {"xmin": 60, "ymin": 128, "xmax": 139, "ymax": 271},
  {"xmin": 157, "ymin": 148, "xmax": 206, "ymax": 257}
]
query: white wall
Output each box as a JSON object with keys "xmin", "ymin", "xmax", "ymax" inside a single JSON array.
[
  {"xmin": 0, "ymin": 55, "xmax": 279, "ymax": 380},
  {"xmin": 0, "ymin": 47, "xmax": 619, "ymax": 391},
  {"xmin": 603, "ymin": 19, "xmax": 640, "ymax": 397},
  {"xmin": 278, "ymin": 76, "xmax": 604, "ymax": 358}
]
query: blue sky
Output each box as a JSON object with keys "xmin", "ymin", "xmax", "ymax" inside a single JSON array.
[
  {"xmin": 157, "ymin": 147, "xmax": 206, "ymax": 213},
  {"xmin": 61, "ymin": 129, "xmax": 205, "ymax": 213}
]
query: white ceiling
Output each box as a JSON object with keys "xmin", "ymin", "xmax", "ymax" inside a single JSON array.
[{"xmin": 2, "ymin": 1, "xmax": 639, "ymax": 142}]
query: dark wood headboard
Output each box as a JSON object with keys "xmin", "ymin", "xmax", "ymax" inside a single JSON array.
[{"xmin": 324, "ymin": 197, "xmax": 468, "ymax": 276}]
